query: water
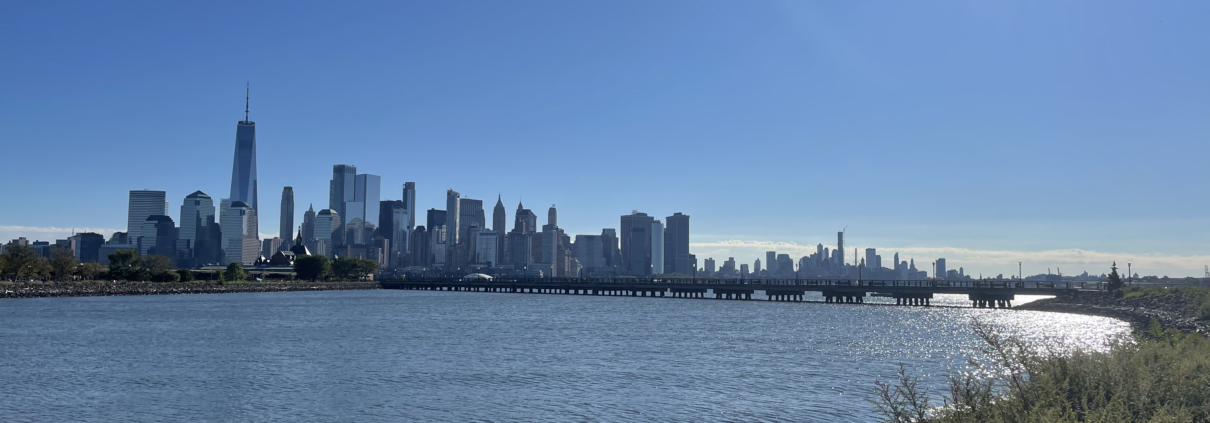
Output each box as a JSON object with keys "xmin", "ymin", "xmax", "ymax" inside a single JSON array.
[{"xmin": 0, "ymin": 290, "xmax": 1127, "ymax": 422}]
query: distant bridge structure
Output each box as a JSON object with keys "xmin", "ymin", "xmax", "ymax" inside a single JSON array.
[{"xmin": 381, "ymin": 278, "xmax": 1103, "ymax": 309}]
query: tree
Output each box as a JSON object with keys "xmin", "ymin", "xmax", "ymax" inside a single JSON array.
[
  {"xmin": 107, "ymin": 249, "xmax": 141, "ymax": 280},
  {"xmin": 1107, "ymin": 261, "xmax": 1123, "ymax": 292},
  {"xmin": 177, "ymin": 269, "xmax": 194, "ymax": 282},
  {"xmin": 223, "ymin": 263, "xmax": 248, "ymax": 282},
  {"xmin": 2, "ymin": 246, "xmax": 51, "ymax": 280},
  {"xmin": 78, "ymin": 262, "xmax": 105, "ymax": 280},
  {"xmin": 294, "ymin": 255, "xmax": 331, "ymax": 281},
  {"xmin": 49, "ymin": 247, "xmax": 80, "ymax": 282},
  {"xmin": 142, "ymin": 255, "xmax": 175, "ymax": 274},
  {"xmin": 331, "ymin": 257, "xmax": 378, "ymax": 280}
]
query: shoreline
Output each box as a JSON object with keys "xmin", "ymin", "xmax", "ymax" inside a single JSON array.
[
  {"xmin": 0, "ymin": 280, "xmax": 380, "ymax": 299},
  {"xmin": 1015, "ymin": 291, "xmax": 1208, "ymax": 335}
]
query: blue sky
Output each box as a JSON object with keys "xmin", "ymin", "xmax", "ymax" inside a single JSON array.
[{"xmin": 2, "ymin": 1, "xmax": 1208, "ymax": 276}]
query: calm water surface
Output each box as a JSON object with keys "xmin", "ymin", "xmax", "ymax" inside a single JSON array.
[{"xmin": 0, "ymin": 289, "xmax": 1127, "ymax": 422}]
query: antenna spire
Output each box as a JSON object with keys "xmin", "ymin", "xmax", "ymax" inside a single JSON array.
[{"xmin": 244, "ymin": 82, "xmax": 249, "ymax": 121}]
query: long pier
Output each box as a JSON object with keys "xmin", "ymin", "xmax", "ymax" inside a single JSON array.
[{"xmin": 382, "ymin": 278, "xmax": 1101, "ymax": 309}]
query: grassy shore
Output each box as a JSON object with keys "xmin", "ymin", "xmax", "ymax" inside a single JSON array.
[
  {"xmin": 874, "ymin": 286, "xmax": 1210, "ymax": 422},
  {"xmin": 0, "ymin": 280, "xmax": 381, "ymax": 299}
]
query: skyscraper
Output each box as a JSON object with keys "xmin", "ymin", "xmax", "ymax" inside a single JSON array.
[
  {"xmin": 936, "ymin": 258, "xmax": 947, "ymax": 280},
  {"xmin": 127, "ymin": 190, "xmax": 167, "ymax": 255},
  {"xmin": 650, "ymin": 220, "xmax": 664, "ymax": 275},
  {"xmin": 601, "ymin": 228, "xmax": 620, "ymax": 268},
  {"xmin": 837, "ymin": 231, "xmax": 845, "ymax": 270},
  {"xmin": 229, "ymin": 87, "xmax": 258, "ymax": 211},
  {"xmin": 379, "ymin": 200, "xmax": 408, "ymax": 266},
  {"xmin": 620, "ymin": 211, "xmax": 655, "ymax": 276},
  {"xmin": 445, "ymin": 190, "xmax": 461, "ymax": 245},
  {"xmin": 221, "ymin": 201, "xmax": 259, "ymax": 265},
  {"xmin": 314, "ymin": 209, "xmax": 341, "ymax": 258},
  {"xmin": 408, "ymin": 226, "xmax": 430, "ymax": 267},
  {"xmin": 302, "ymin": 204, "xmax": 316, "ymax": 251},
  {"xmin": 142, "ymin": 215, "xmax": 177, "ymax": 258},
  {"xmin": 493, "ymin": 196, "xmax": 506, "ymax": 265},
  {"xmin": 354, "ymin": 174, "xmax": 381, "ymax": 226},
  {"xmin": 664, "ymin": 212, "xmax": 690, "ymax": 274},
  {"xmin": 475, "ymin": 231, "xmax": 498, "ymax": 266},
  {"xmin": 330, "ymin": 165, "xmax": 356, "ymax": 219},
  {"xmin": 513, "ymin": 202, "xmax": 537, "ymax": 234},
  {"xmin": 459, "ymin": 198, "xmax": 485, "ymax": 244},
  {"xmin": 492, "ymin": 196, "xmax": 506, "ymax": 234},
  {"xmin": 575, "ymin": 234, "xmax": 605, "ymax": 272},
  {"xmin": 72, "ymin": 232, "xmax": 105, "ymax": 263},
  {"xmin": 180, "ymin": 190, "xmax": 216, "ymax": 265},
  {"xmin": 279, "ymin": 187, "xmax": 294, "ymax": 247},
  {"xmin": 766, "ymin": 251, "xmax": 777, "ymax": 275},
  {"xmin": 865, "ymin": 248, "xmax": 877, "ymax": 271},
  {"xmin": 403, "ymin": 182, "xmax": 417, "ymax": 232},
  {"xmin": 426, "ymin": 209, "xmax": 447, "ymax": 230}
]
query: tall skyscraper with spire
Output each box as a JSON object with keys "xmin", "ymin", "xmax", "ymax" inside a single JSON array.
[
  {"xmin": 229, "ymin": 85, "xmax": 258, "ymax": 211},
  {"xmin": 492, "ymin": 195, "xmax": 506, "ymax": 234}
]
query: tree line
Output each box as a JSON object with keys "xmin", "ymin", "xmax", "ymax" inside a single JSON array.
[{"xmin": 0, "ymin": 245, "xmax": 379, "ymax": 283}]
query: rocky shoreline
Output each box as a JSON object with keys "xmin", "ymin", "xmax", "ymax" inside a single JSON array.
[
  {"xmin": 0, "ymin": 281, "xmax": 381, "ymax": 299},
  {"xmin": 1016, "ymin": 290, "xmax": 1208, "ymax": 336}
]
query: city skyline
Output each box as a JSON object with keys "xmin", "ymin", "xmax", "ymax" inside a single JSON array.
[{"xmin": 2, "ymin": 2, "xmax": 1208, "ymax": 276}]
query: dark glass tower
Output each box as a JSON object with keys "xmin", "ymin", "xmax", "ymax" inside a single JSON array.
[{"xmin": 229, "ymin": 86, "xmax": 258, "ymax": 211}]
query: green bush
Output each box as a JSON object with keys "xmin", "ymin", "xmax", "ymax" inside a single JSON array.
[{"xmin": 873, "ymin": 320, "xmax": 1210, "ymax": 423}]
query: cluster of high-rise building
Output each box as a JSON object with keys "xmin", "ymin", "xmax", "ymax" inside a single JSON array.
[{"xmin": 11, "ymin": 94, "xmax": 967, "ymax": 280}]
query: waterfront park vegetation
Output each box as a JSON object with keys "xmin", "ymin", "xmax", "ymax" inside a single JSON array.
[
  {"xmin": 0, "ymin": 245, "xmax": 378, "ymax": 283},
  {"xmin": 874, "ymin": 266, "xmax": 1210, "ymax": 422}
]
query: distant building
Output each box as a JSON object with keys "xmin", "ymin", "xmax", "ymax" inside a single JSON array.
[
  {"xmin": 446, "ymin": 189, "xmax": 461, "ymax": 248},
  {"xmin": 279, "ymin": 187, "xmax": 294, "ymax": 246},
  {"xmin": 72, "ymin": 232, "xmax": 105, "ymax": 263},
  {"xmin": 302, "ymin": 204, "xmax": 317, "ymax": 253},
  {"xmin": 459, "ymin": 198, "xmax": 485, "ymax": 245},
  {"xmin": 426, "ymin": 209, "xmax": 447, "ymax": 230},
  {"xmin": 664, "ymin": 212, "xmax": 691, "ymax": 274},
  {"xmin": 379, "ymin": 200, "xmax": 409, "ymax": 267},
  {"xmin": 139, "ymin": 215, "xmax": 175, "ymax": 257},
  {"xmin": 651, "ymin": 220, "xmax": 664, "ymax": 275},
  {"xmin": 354, "ymin": 174, "xmax": 381, "ymax": 227},
  {"xmin": 229, "ymin": 93, "xmax": 258, "ymax": 211},
  {"xmin": 620, "ymin": 211, "xmax": 655, "ymax": 276},
  {"xmin": 776, "ymin": 254, "xmax": 793, "ymax": 277},
  {"xmin": 936, "ymin": 258, "xmax": 947, "ymax": 280},
  {"xmin": 330, "ymin": 164, "xmax": 356, "ymax": 220},
  {"xmin": 402, "ymin": 182, "xmax": 417, "ymax": 233},
  {"xmin": 220, "ymin": 201, "xmax": 259, "ymax": 265},
  {"xmin": 127, "ymin": 190, "xmax": 167, "ymax": 255},
  {"xmin": 179, "ymin": 190, "xmax": 217, "ymax": 266},
  {"xmin": 314, "ymin": 208, "xmax": 341, "ymax": 258},
  {"xmin": 766, "ymin": 251, "xmax": 777, "ymax": 275},
  {"xmin": 837, "ymin": 231, "xmax": 845, "ymax": 270},
  {"xmin": 601, "ymin": 228, "xmax": 620, "ymax": 268},
  {"xmin": 408, "ymin": 226, "xmax": 431, "ymax": 267},
  {"xmin": 575, "ymin": 234, "xmax": 605, "ymax": 273},
  {"xmin": 262, "ymin": 237, "xmax": 283, "ymax": 259},
  {"xmin": 492, "ymin": 195, "xmax": 506, "ymax": 234},
  {"xmin": 475, "ymin": 230, "xmax": 498, "ymax": 266}
]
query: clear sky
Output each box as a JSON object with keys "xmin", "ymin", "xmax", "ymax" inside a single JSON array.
[{"xmin": 2, "ymin": 1, "xmax": 1207, "ymax": 277}]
